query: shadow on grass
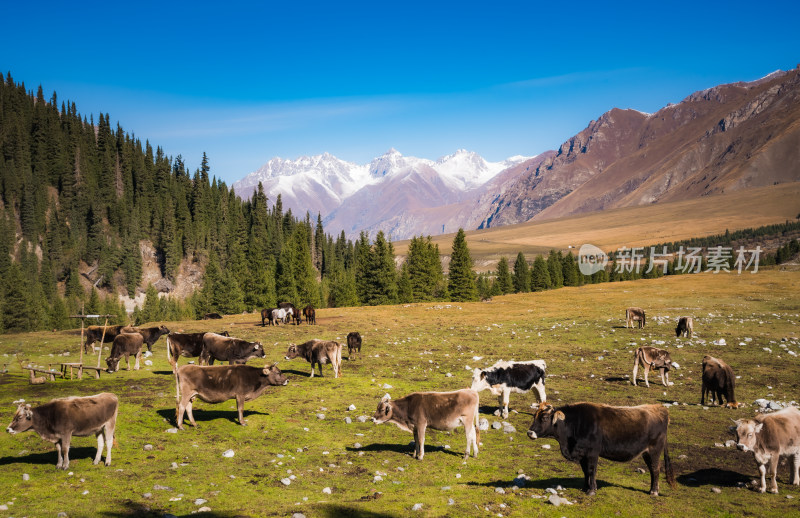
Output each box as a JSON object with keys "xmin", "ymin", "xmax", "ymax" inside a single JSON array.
[
  {"xmin": 100, "ymin": 500, "xmax": 243, "ymax": 517},
  {"xmin": 155, "ymin": 407, "xmax": 268, "ymax": 426},
  {"xmin": 345, "ymin": 442, "xmax": 462, "ymax": 458},
  {"xmin": 152, "ymin": 370, "xmax": 174, "ymax": 376},
  {"xmin": 603, "ymin": 376, "xmax": 630, "ymax": 383},
  {"xmin": 316, "ymin": 505, "xmax": 396, "ymax": 518},
  {"xmin": 0, "ymin": 446, "xmax": 97, "ymax": 467},
  {"xmin": 677, "ymin": 468, "xmax": 750, "ymax": 487}
]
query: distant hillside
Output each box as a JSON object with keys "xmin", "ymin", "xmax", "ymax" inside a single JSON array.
[{"xmin": 480, "ymin": 67, "xmax": 800, "ymax": 227}]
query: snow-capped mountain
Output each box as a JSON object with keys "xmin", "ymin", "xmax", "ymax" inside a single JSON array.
[{"xmin": 232, "ymin": 149, "xmax": 530, "ymax": 239}]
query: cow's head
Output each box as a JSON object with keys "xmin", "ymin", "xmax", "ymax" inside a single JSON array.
[
  {"xmin": 7, "ymin": 403, "xmax": 34, "ymax": 434},
  {"xmin": 284, "ymin": 344, "xmax": 299, "ymax": 360},
  {"xmin": 372, "ymin": 394, "xmax": 394, "ymax": 424},
  {"xmin": 105, "ymin": 356, "xmax": 120, "ymax": 372},
  {"xmin": 652, "ymin": 350, "xmax": 672, "ymax": 370},
  {"xmin": 251, "ymin": 342, "xmax": 266, "ymax": 358},
  {"xmin": 158, "ymin": 325, "xmax": 170, "ymax": 336},
  {"xmin": 470, "ymin": 368, "xmax": 489, "ymax": 392},
  {"xmin": 527, "ymin": 402, "xmax": 561, "ymax": 440},
  {"xmin": 675, "ymin": 325, "xmax": 682, "ymax": 337},
  {"xmin": 733, "ymin": 418, "xmax": 761, "ymax": 452},
  {"xmin": 262, "ymin": 363, "xmax": 288, "ymax": 386}
]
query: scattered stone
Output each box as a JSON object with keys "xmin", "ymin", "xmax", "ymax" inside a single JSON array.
[
  {"xmin": 545, "ymin": 488, "xmax": 557, "ymax": 494},
  {"xmin": 354, "ymin": 443, "xmax": 362, "ymax": 449},
  {"xmin": 144, "ymin": 360, "xmax": 153, "ymax": 366},
  {"xmin": 153, "ymin": 484, "xmax": 172, "ymax": 491},
  {"xmin": 165, "ymin": 428, "xmax": 178, "ymax": 433},
  {"xmin": 541, "ymin": 444, "xmax": 551, "ymax": 450},
  {"xmin": 194, "ymin": 499, "xmax": 207, "ymax": 505},
  {"xmin": 547, "ymin": 494, "xmax": 563, "ymax": 506},
  {"xmin": 382, "ymin": 384, "xmax": 393, "ymax": 389},
  {"xmin": 492, "ymin": 421, "xmax": 502, "ymax": 430},
  {"xmin": 348, "ymin": 404, "xmax": 356, "ymax": 411},
  {"xmin": 344, "ymin": 417, "xmax": 352, "ymax": 424},
  {"xmin": 317, "ymin": 414, "xmax": 326, "ymax": 420},
  {"xmin": 143, "ymin": 444, "xmax": 153, "ymax": 451},
  {"xmin": 478, "ymin": 418, "xmax": 489, "ymax": 431},
  {"xmin": 725, "ymin": 440, "xmax": 736, "ymax": 448},
  {"xmin": 495, "ymin": 487, "xmax": 505, "ymax": 494},
  {"xmin": 503, "ymin": 424, "xmax": 516, "ymax": 433},
  {"xmin": 143, "ymin": 493, "xmax": 152, "ymax": 499},
  {"xmin": 357, "ymin": 415, "xmax": 370, "ymax": 423},
  {"xmin": 323, "ymin": 487, "xmax": 332, "ymax": 494},
  {"xmin": 292, "ymin": 514, "xmax": 306, "ymax": 518},
  {"xmin": 222, "ymin": 449, "xmax": 235, "ymax": 458},
  {"xmin": 448, "ymin": 498, "xmax": 455, "ymax": 505},
  {"xmin": 57, "ymin": 513, "xmax": 68, "ymax": 518},
  {"xmin": 199, "ymin": 508, "xmax": 212, "ymax": 513},
  {"xmin": 22, "ymin": 473, "xmax": 29, "ymax": 481},
  {"xmin": 412, "ymin": 503, "xmax": 423, "ymax": 511},
  {"xmin": 281, "ymin": 478, "xmax": 292, "ymax": 486},
  {"xmin": 711, "ymin": 487, "xmax": 721, "ymax": 494}
]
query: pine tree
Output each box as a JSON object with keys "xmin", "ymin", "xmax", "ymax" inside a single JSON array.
[
  {"xmin": 495, "ymin": 257, "xmax": 513, "ymax": 295},
  {"xmin": 363, "ymin": 231, "xmax": 398, "ymax": 305},
  {"xmin": 448, "ymin": 229, "xmax": 477, "ymax": 302},
  {"xmin": 512, "ymin": 252, "xmax": 530, "ymax": 293},
  {"xmin": 562, "ymin": 252, "xmax": 579, "ymax": 286},
  {"xmin": 531, "ymin": 255, "xmax": 552, "ymax": 291},
  {"xmin": 547, "ymin": 250, "xmax": 564, "ymax": 288}
]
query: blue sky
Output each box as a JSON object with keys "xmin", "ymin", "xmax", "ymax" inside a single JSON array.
[{"xmin": 4, "ymin": 1, "xmax": 799, "ymax": 186}]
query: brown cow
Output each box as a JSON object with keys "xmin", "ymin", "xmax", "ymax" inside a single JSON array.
[
  {"xmin": 261, "ymin": 308, "xmax": 275, "ymax": 326},
  {"xmin": 734, "ymin": 406, "xmax": 800, "ymax": 493},
  {"xmin": 175, "ymin": 364, "xmax": 288, "ymax": 429},
  {"xmin": 372, "ymin": 390, "xmax": 480, "ymax": 461},
  {"xmin": 284, "ymin": 340, "xmax": 342, "ymax": 378},
  {"xmin": 303, "ymin": 305, "xmax": 316, "ymax": 325},
  {"xmin": 106, "ymin": 333, "xmax": 145, "ymax": 372},
  {"xmin": 6, "ymin": 393, "xmax": 118, "ymax": 470},
  {"xmin": 625, "ymin": 307, "xmax": 646, "ymax": 329},
  {"xmin": 675, "ymin": 317, "xmax": 693, "ymax": 338},
  {"xmin": 527, "ymin": 402, "xmax": 676, "ymax": 496},
  {"xmin": 346, "ymin": 331, "xmax": 362, "ymax": 360},
  {"xmin": 83, "ymin": 325, "xmax": 136, "ymax": 353},
  {"xmin": 166, "ymin": 331, "xmax": 229, "ymax": 372},
  {"xmin": 200, "ymin": 333, "xmax": 265, "ymax": 365},
  {"xmin": 135, "ymin": 325, "xmax": 170, "ymax": 352},
  {"xmin": 631, "ymin": 346, "xmax": 673, "ymax": 388},
  {"xmin": 203, "ymin": 313, "xmax": 223, "ymax": 320},
  {"xmin": 701, "ymin": 355, "xmax": 739, "ymax": 408}
]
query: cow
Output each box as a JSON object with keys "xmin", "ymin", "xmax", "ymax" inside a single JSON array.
[
  {"xmin": 303, "ymin": 305, "xmax": 316, "ymax": 325},
  {"xmin": 675, "ymin": 317, "xmax": 693, "ymax": 338},
  {"xmin": 135, "ymin": 325, "xmax": 170, "ymax": 352},
  {"xmin": 631, "ymin": 346, "xmax": 673, "ymax": 388},
  {"xmin": 271, "ymin": 308, "xmax": 290, "ymax": 325},
  {"xmin": 346, "ymin": 331, "xmax": 362, "ymax": 360},
  {"xmin": 166, "ymin": 331, "xmax": 229, "ymax": 372},
  {"xmin": 626, "ymin": 307, "xmax": 646, "ymax": 329},
  {"xmin": 292, "ymin": 309, "xmax": 302, "ymax": 325},
  {"xmin": 106, "ymin": 332, "xmax": 144, "ymax": 372},
  {"xmin": 261, "ymin": 308, "xmax": 275, "ymax": 326},
  {"xmin": 702, "ymin": 355, "xmax": 739, "ymax": 408},
  {"xmin": 733, "ymin": 406, "xmax": 800, "ymax": 493},
  {"xmin": 284, "ymin": 340, "xmax": 342, "ymax": 378},
  {"xmin": 175, "ymin": 363, "xmax": 288, "ymax": 429},
  {"xmin": 372, "ymin": 390, "xmax": 480, "ymax": 461},
  {"xmin": 200, "ymin": 333, "xmax": 265, "ymax": 366},
  {"xmin": 527, "ymin": 402, "xmax": 676, "ymax": 496},
  {"xmin": 6, "ymin": 393, "xmax": 118, "ymax": 470},
  {"xmin": 203, "ymin": 313, "xmax": 223, "ymax": 320},
  {"xmin": 83, "ymin": 324, "xmax": 136, "ymax": 353},
  {"xmin": 470, "ymin": 360, "xmax": 546, "ymax": 419}
]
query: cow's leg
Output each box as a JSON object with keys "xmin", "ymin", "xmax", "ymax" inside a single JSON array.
[
  {"xmin": 60, "ymin": 436, "xmax": 71, "ymax": 470},
  {"xmin": 632, "ymin": 357, "xmax": 639, "ymax": 386},
  {"xmin": 642, "ymin": 450, "xmax": 661, "ymax": 496},
  {"xmin": 580, "ymin": 456, "xmax": 598, "ymax": 495},
  {"xmin": 236, "ymin": 395, "xmax": 247, "ymax": 425},
  {"xmin": 661, "ymin": 368, "xmax": 668, "ymax": 387},
  {"xmin": 104, "ymin": 422, "xmax": 114, "ymax": 466},
  {"xmin": 413, "ymin": 423, "xmax": 427, "ymax": 460},
  {"xmin": 791, "ymin": 454, "xmax": 800, "ymax": 485},
  {"xmin": 317, "ymin": 361, "xmax": 323, "ymax": 377},
  {"xmin": 534, "ymin": 380, "xmax": 547, "ymax": 403},
  {"xmin": 464, "ymin": 417, "xmax": 478, "ymax": 460},
  {"xmin": 501, "ymin": 388, "xmax": 511, "ymax": 419},
  {"xmin": 134, "ymin": 352, "xmax": 141, "ymax": 370},
  {"xmin": 758, "ymin": 462, "xmax": 768, "ymax": 493},
  {"xmin": 186, "ymin": 399, "xmax": 197, "ymax": 427},
  {"xmin": 177, "ymin": 398, "xmax": 186, "ymax": 430},
  {"xmin": 94, "ymin": 432, "xmax": 105, "ymax": 465},
  {"xmin": 768, "ymin": 456, "xmax": 780, "ymax": 493},
  {"xmin": 643, "ymin": 363, "xmax": 651, "ymax": 388},
  {"xmin": 701, "ymin": 384, "xmax": 707, "ymax": 405},
  {"xmin": 55, "ymin": 441, "xmax": 64, "ymax": 469}
]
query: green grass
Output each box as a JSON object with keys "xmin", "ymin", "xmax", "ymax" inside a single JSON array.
[{"xmin": 1, "ymin": 269, "xmax": 799, "ymax": 516}]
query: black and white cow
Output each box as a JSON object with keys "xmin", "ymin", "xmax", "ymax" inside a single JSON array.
[{"xmin": 470, "ymin": 360, "xmax": 547, "ymax": 418}]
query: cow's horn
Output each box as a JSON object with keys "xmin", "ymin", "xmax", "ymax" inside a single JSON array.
[{"xmin": 553, "ymin": 411, "xmax": 565, "ymax": 423}]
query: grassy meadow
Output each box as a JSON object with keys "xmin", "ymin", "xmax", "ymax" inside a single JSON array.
[{"xmin": 0, "ymin": 268, "xmax": 799, "ymax": 517}]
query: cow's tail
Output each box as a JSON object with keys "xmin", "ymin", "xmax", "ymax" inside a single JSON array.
[
  {"xmin": 174, "ymin": 363, "xmax": 181, "ymax": 401},
  {"xmin": 166, "ymin": 334, "xmax": 174, "ymax": 368},
  {"xmin": 337, "ymin": 342, "xmax": 343, "ymax": 377},
  {"xmin": 474, "ymin": 403, "xmax": 481, "ymax": 450},
  {"xmin": 663, "ymin": 440, "xmax": 676, "ymax": 489}
]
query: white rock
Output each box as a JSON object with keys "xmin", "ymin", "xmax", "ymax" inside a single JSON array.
[
  {"xmin": 22, "ymin": 473, "xmax": 29, "ymax": 481},
  {"xmin": 495, "ymin": 487, "xmax": 506, "ymax": 494},
  {"xmin": 281, "ymin": 478, "xmax": 292, "ymax": 486},
  {"xmin": 412, "ymin": 503, "xmax": 423, "ymax": 511},
  {"xmin": 317, "ymin": 413, "xmax": 326, "ymax": 420},
  {"xmin": 541, "ymin": 444, "xmax": 551, "ymax": 450},
  {"xmin": 194, "ymin": 499, "xmax": 207, "ymax": 505},
  {"xmin": 166, "ymin": 428, "xmax": 178, "ymax": 433},
  {"xmin": 222, "ymin": 449, "xmax": 235, "ymax": 458},
  {"xmin": 322, "ymin": 487, "xmax": 332, "ymax": 494},
  {"xmin": 348, "ymin": 404, "xmax": 356, "ymax": 411},
  {"xmin": 144, "ymin": 360, "xmax": 153, "ymax": 366}
]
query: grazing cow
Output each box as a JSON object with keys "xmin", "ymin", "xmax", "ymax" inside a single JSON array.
[
  {"xmin": 626, "ymin": 307, "xmax": 646, "ymax": 329},
  {"xmin": 470, "ymin": 360, "xmax": 547, "ymax": 418},
  {"xmin": 166, "ymin": 331, "xmax": 229, "ymax": 372},
  {"xmin": 527, "ymin": 402, "xmax": 676, "ymax": 496},
  {"xmin": 733, "ymin": 406, "xmax": 800, "ymax": 493},
  {"xmin": 701, "ymin": 355, "xmax": 739, "ymax": 408},
  {"xmin": 203, "ymin": 313, "xmax": 223, "ymax": 320},
  {"xmin": 271, "ymin": 308, "xmax": 290, "ymax": 325},
  {"xmin": 292, "ymin": 309, "xmax": 302, "ymax": 325},
  {"xmin": 261, "ymin": 308, "xmax": 275, "ymax": 326},
  {"xmin": 675, "ymin": 317, "xmax": 693, "ymax": 338},
  {"xmin": 631, "ymin": 347, "xmax": 673, "ymax": 388},
  {"xmin": 346, "ymin": 331, "xmax": 362, "ymax": 360},
  {"xmin": 175, "ymin": 364, "xmax": 288, "ymax": 429},
  {"xmin": 83, "ymin": 325, "xmax": 136, "ymax": 353},
  {"xmin": 200, "ymin": 333, "xmax": 265, "ymax": 366},
  {"xmin": 372, "ymin": 390, "xmax": 480, "ymax": 461},
  {"xmin": 6, "ymin": 393, "xmax": 118, "ymax": 470},
  {"xmin": 303, "ymin": 305, "xmax": 316, "ymax": 325},
  {"xmin": 284, "ymin": 340, "xmax": 343, "ymax": 378},
  {"xmin": 106, "ymin": 333, "xmax": 145, "ymax": 372},
  {"xmin": 135, "ymin": 325, "xmax": 170, "ymax": 352}
]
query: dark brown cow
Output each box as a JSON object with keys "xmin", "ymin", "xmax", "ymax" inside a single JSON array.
[
  {"xmin": 135, "ymin": 325, "xmax": 170, "ymax": 352},
  {"xmin": 106, "ymin": 333, "xmax": 145, "ymax": 372},
  {"xmin": 346, "ymin": 331, "xmax": 362, "ymax": 360},
  {"xmin": 6, "ymin": 393, "xmax": 118, "ymax": 469},
  {"xmin": 675, "ymin": 317, "xmax": 694, "ymax": 338},
  {"xmin": 631, "ymin": 346, "xmax": 673, "ymax": 388},
  {"xmin": 626, "ymin": 307, "xmax": 646, "ymax": 329},
  {"xmin": 292, "ymin": 309, "xmax": 302, "ymax": 325},
  {"xmin": 261, "ymin": 308, "xmax": 275, "ymax": 326},
  {"xmin": 285, "ymin": 340, "xmax": 343, "ymax": 378},
  {"xmin": 175, "ymin": 364, "xmax": 288, "ymax": 429},
  {"xmin": 303, "ymin": 305, "xmax": 316, "ymax": 325},
  {"xmin": 166, "ymin": 331, "xmax": 229, "ymax": 372},
  {"xmin": 701, "ymin": 355, "xmax": 739, "ymax": 408},
  {"xmin": 527, "ymin": 402, "xmax": 676, "ymax": 496},
  {"xmin": 203, "ymin": 313, "xmax": 223, "ymax": 320},
  {"xmin": 372, "ymin": 390, "xmax": 480, "ymax": 461},
  {"xmin": 200, "ymin": 333, "xmax": 265, "ymax": 365},
  {"xmin": 734, "ymin": 407, "xmax": 800, "ymax": 493},
  {"xmin": 83, "ymin": 325, "xmax": 136, "ymax": 353}
]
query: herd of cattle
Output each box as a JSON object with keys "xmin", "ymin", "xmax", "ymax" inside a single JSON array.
[{"xmin": 6, "ymin": 305, "xmax": 800, "ymax": 499}]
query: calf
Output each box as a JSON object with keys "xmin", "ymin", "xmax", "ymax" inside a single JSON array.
[
  {"xmin": 471, "ymin": 360, "xmax": 546, "ymax": 418},
  {"xmin": 303, "ymin": 305, "xmax": 316, "ymax": 325},
  {"xmin": 626, "ymin": 307, "xmax": 646, "ymax": 329},
  {"xmin": 200, "ymin": 333, "xmax": 265, "ymax": 365},
  {"xmin": 701, "ymin": 355, "xmax": 739, "ymax": 408},
  {"xmin": 675, "ymin": 317, "xmax": 693, "ymax": 338},
  {"xmin": 6, "ymin": 393, "xmax": 118, "ymax": 470},
  {"xmin": 631, "ymin": 346, "xmax": 673, "ymax": 388},
  {"xmin": 166, "ymin": 331, "xmax": 229, "ymax": 372},
  {"xmin": 271, "ymin": 308, "xmax": 289, "ymax": 325},
  {"xmin": 106, "ymin": 332, "xmax": 144, "ymax": 372},
  {"xmin": 372, "ymin": 390, "xmax": 480, "ymax": 461},
  {"xmin": 284, "ymin": 340, "xmax": 342, "ymax": 378},
  {"xmin": 346, "ymin": 331, "xmax": 362, "ymax": 360},
  {"xmin": 83, "ymin": 324, "xmax": 136, "ymax": 353},
  {"xmin": 135, "ymin": 325, "xmax": 170, "ymax": 352},
  {"xmin": 261, "ymin": 308, "xmax": 274, "ymax": 326},
  {"xmin": 734, "ymin": 406, "xmax": 800, "ymax": 493},
  {"xmin": 527, "ymin": 402, "xmax": 676, "ymax": 496},
  {"xmin": 175, "ymin": 364, "xmax": 288, "ymax": 429}
]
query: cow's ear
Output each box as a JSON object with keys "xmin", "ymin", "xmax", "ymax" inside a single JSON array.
[
  {"xmin": 254, "ymin": 344, "xmax": 260, "ymax": 350},
  {"xmin": 384, "ymin": 405, "xmax": 391, "ymax": 416},
  {"xmin": 479, "ymin": 371, "xmax": 486, "ymax": 380},
  {"xmin": 754, "ymin": 423, "xmax": 763, "ymax": 434},
  {"xmin": 381, "ymin": 393, "xmax": 391, "ymax": 402},
  {"xmin": 553, "ymin": 411, "xmax": 565, "ymax": 424},
  {"xmin": 24, "ymin": 405, "xmax": 33, "ymax": 418}
]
